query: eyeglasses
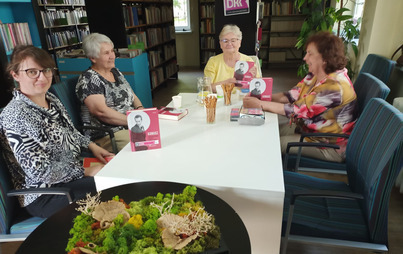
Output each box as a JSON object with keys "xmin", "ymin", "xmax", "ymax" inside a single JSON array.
[
  {"xmin": 220, "ymin": 38, "xmax": 240, "ymax": 44},
  {"xmin": 20, "ymin": 68, "xmax": 55, "ymax": 79}
]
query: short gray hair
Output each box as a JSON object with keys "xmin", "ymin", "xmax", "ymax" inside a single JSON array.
[
  {"xmin": 219, "ymin": 24, "xmax": 242, "ymax": 40},
  {"xmin": 82, "ymin": 33, "xmax": 114, "ymax": 59}
]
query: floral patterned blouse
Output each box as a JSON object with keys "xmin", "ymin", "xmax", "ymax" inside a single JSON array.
[
  {"xmin": 284, "ymin": 68, "xmax": 357, "ymax": 151},
  {"xmin": 0, "ymin": 90, "xmax": 90, "ymax": 207},
  {"xmin": 76, "ymin": 67, "xmax": 135, "ymax": 140}
]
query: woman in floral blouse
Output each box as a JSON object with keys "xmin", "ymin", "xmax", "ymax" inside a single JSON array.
[
  {"xmin": 243, "ymin": 31, "xmax": 357, "ymax": 162},
  {"xmin": 0, "ymin": 45, "xmax": 114, "ymax": 218}
]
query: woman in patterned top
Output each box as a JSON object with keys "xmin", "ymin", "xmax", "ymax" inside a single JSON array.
[
  {"xmin": 76, "ymin": 33, "xmax": 144, "ymax": 153},
  {"xmin": 0, "ymin": 45, "xmax": 114, "ymax": 218},
  {"xmin": 243, "ymin": 31, "xmax": 357, "ymax": 162}
]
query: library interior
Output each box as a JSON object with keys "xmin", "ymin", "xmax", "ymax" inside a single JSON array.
[{"xmin": 0, "ymin": 0, "xmax": 402, "ymax": 254}]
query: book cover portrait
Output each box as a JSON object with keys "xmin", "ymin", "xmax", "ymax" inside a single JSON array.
[
  {"xmin": 234, "ymin": 60, "xmax": 254, "ymax": 82},
  {"xmin": 127, "ymin": 108, "xmax": 161, "ymax": 152},
  {"xmin": 249, "ymin": 78, "xmax": 273, "ymax": 101}
]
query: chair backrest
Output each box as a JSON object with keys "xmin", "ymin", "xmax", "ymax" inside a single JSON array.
[
  {"xmin": 0, "ymin": 137, "xmax": 19, "ymax": 234},
  {"xmin": 359, "ymin": 54, "xmax": 396, "ymax": 84},
  {"xmin": 353, "ymin": 72, "xmax": 390, "ymax": 116},
  {"xmin": 48, "ymin": 76, "xmax": 82, "ymax": 128},
  {"xmin": 346, "ymin": 98, "xmax": 403, "ymax": 244}
]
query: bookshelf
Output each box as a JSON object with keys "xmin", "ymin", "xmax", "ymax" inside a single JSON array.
[
  {"xmin": 32, "ymin": 0, "xmax": 89, "ymax": 58},
  {"xmin": 85, "ymin": 0, "xmax": 178, "ymax": 91},
  {"xmin": 259, "ymin": 0, "xmax": 305, "ymax": 68},
  {"xmin": 198, "ymin": 0, "xmax": 215, "ymax": 69}
]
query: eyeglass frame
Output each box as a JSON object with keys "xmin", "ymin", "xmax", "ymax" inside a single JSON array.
[
  {"xmin": 19, "ymin": 68, "xmax": 56, "ymax": 79},
  {"xmin": 220, "ymin": 38, "xmax": 240, "ymax": 44}
]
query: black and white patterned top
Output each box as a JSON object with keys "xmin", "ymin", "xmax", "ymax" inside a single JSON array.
[
  {"xmin": 76, "ymin": 68, "xmax": 135, "ymax": 140},
  {"xmin": 0, "ymin": 90, "xmax": 90, "ymax": 207}
]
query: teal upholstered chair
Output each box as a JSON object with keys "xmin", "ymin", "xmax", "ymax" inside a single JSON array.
[
  {"xmin": 281, "ymin": 98, "xmax": 403, "ymax": 253},
  {"xmin": 284, "ymin": 72, "xmax": 391, "ymax": 173},
  {"xmin": 359, "ymin": 53, "xmax": 396, "ymax": 84},
  {"xmin": 0, "ymin": 140, "xmax": 72, "ymax": 242},
  {"xmin": 49, "ymin": 77, "xmax": 118, "ymax": 154}
]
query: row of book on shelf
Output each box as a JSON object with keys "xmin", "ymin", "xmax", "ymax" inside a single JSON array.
[
  {"xmin": 200, "ymin": 4, "xmax": 215, "ymax": 18},
  {"xmin": 147, "ymin": 26, "xmax": 175, "ymax": 48},
  {"xmin": 148, "ymin": 44, "xmax": 176, "ymax": 68},
  {"xmin": 0, "ymin": 23, "xmax": 32, "ymax": 53},
  {"xmin": 40, "ymin": 8, "xmax": 87, "ymax": 27},
  {"xmin": 200, "ymin": 19, "xmax": 214, "ymax": 34},
  {"xmin": 38, "ymin": 0, "xmax": 85, "ymax": 5},
  {"xmin": 201, "ymin": 51, "xmax": 215, "ymax": 64},
  {"xmin": 200, "ymin": 36, "xmax": 215, "ymax": 49},
  {"xmin": 127, "ymin": 26, "xmax": 175, "ymax": 49},
  {"xmin": 45, "ymin": 27, "xmax": 89, "ymax": 49},
  {"xmin": 122, "ymin": 4, "xmax": 173, "ymax": 28},
  {"xmin": 150, "ymin": 60, "xmax": 177, "ymax": 89},
  {"xmin": 270, "ymin": 1, "xmax": 300, "ymax": 16}
]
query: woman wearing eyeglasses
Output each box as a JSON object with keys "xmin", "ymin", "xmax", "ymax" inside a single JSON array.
[
  {"xmin": 0, "ymin": 45, "xmax": 114, "ymax": 218},
  {"xmin": 204, "ymin": 24, "xmax": 258, "ymax": 92}
]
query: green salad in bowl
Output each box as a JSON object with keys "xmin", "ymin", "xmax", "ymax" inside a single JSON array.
[{"xmin": 66, "ymin": 186, "xmax": 221, "ymax": 254}]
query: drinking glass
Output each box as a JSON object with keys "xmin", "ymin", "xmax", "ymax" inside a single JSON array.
[{"xmin": 197, "ymin": 77, "xmax": 212, "ymax": 105}]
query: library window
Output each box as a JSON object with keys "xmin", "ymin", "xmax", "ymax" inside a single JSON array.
[{"xmin": 174, "ymin": 0, "xmax": 191, "ymax": 32}]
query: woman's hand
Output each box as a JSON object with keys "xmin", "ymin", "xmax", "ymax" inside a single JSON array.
[
  {"xmin": 212, "ymin": 78, "xmax": 237, "ymax": 92},
  {"xmin": 249, "ymin": 66, "xmax": 258, "ymax": 77},
  {"xmin": 243, "ymin": 95, "xmax": 262, "ymax": 108},
  {"xmin": 88, "ymin": 142, "xmax": 115, "ymax": 164},
  {"xmin": 243, "ymin": 94, "xmax": 286, "ymax": 115}
]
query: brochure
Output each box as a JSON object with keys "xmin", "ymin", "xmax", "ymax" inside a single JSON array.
[
  {"xmin": 127, "ymin": 108, "xmax": 161, "ymax": 152},
  {"xmin": 249, "ymin": 77, "xmax": 273, "ymax": 101}
]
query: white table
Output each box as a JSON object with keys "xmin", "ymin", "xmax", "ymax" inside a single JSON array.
[{"xmin": 95, "ymin": 93, "xmax": 284, "ymax": 254}]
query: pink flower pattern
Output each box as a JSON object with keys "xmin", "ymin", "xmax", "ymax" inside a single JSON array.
[{"xmin": 284, "ymin": 69, "xmax": 357, "ymax": 148}]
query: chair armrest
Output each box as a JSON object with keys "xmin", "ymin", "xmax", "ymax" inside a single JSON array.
[
  {"xmin": 286, "ymin": 142, "xmax": 340, "ymax": 152},
  {"xmin": 79, "ymin": 126, "xmax": 118, "ymax": 154},
  {"xmin": 290, "ymin": 189, "xmax": 364, "ymax": 205},
  {"xmin": 8, "ymin": 187, "xmax": 73, "ymax": 204},
  {"xmin": 284, "ymin": 142, "xmax": 340, "ymax": 171},
  {"xmin": 299, "ymin": 132, "xmax": 350, "ymax": 142}
]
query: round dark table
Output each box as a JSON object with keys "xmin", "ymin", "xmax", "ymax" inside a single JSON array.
[{"xmin": 17, "ymin": 181, "xmax": 251, "ymax": 254}]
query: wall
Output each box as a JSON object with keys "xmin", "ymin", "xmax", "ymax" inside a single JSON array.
[
  {"xmin": 175, "ymin": 0, "xmax": 200, "ymax": 68},
  {"xmin": 356, "ymin": 0, "xmax": 403, "ymax": 72}
]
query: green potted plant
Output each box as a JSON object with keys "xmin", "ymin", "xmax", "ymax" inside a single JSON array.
[{"xmin": 294, "ymin": 0, "xmax": 360, "ymax": 79}]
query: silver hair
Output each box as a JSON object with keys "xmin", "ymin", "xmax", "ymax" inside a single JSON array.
[
  {"xmin": 219, "ymin": 24, "xmax": 242, "ymax": 40},
  {"xmin": 82, "ymin": 33, "xmax": 114, "ymax": 59}
]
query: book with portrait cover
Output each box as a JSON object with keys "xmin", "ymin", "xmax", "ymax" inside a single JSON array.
[
  {"xmin": 127, "ymin": 108, "xmax": 161, "ymax": 152},
  {"xmin": 234, "ymin": 60, "xmax": 254, "ymax": 82},
  {"xmin": 157, "ymin": 106, "xmax": 188, "ymax": 121},
  {"xmin": 249, "ymin": 77, "xmax": 273, "ymax": 101}
]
